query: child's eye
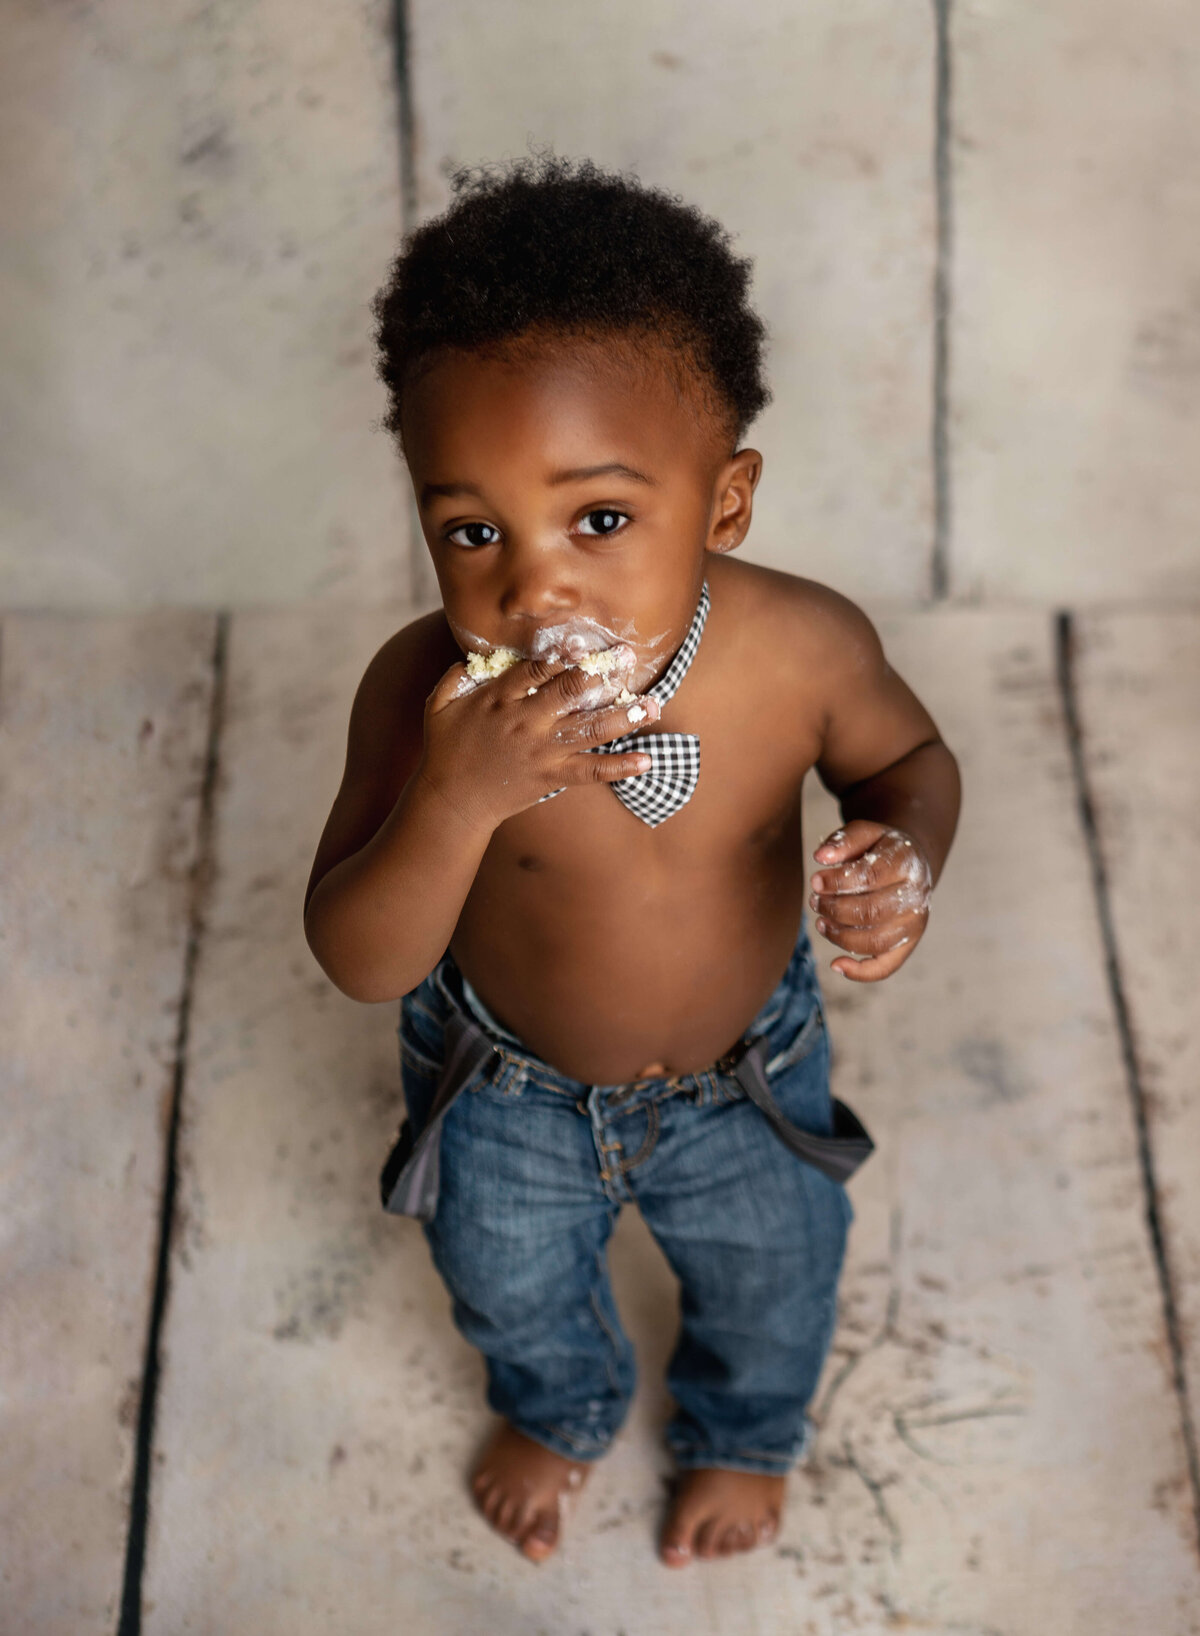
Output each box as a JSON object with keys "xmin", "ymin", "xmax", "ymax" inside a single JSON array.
[
  {"xmin": 577, "ymin": 509, "xmax": 630, "ymax": 538},
  {"xmin": 444, "ymin": 511, "xmax": 630, "ymax": 548},
  {"xmin": 446, "ymin": 522, "xmax": 501, "ymax": 549}
]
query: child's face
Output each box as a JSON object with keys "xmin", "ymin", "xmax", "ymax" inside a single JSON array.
[{"xmin": 399, "ymin": 334, "xmax": 761, "ymax": 689}]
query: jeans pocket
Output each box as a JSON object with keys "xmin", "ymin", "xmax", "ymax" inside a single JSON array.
[
  {"xmin": 764, "ymin": 1002, "xmax": 826, "ymax": 1082},
  {"xmin": 737, "ymin": 1009, "xmax": 875, "ymax": 1186},
  {"xmin": 763, "ymin": 1007, "xmax": 835, "ymax": 1137},
  {"xmin": 398, "ymin": 990, "xmax": 447, "ymax": 1079}
]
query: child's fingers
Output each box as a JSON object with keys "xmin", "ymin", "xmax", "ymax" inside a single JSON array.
[
  {"xmin": 813, "ymin": 913, "xmax": 919, "ymax": 961},
  {"xmin": 808, "ymin": 818, "xmax": 877, "ymax": 857},
  {"xmin": 508, "ymin": 650, "xmax": 581, "ymax": 695},
  {"xmin": 830, "ymin": 940, "xmax": 916, "ymax": 983},
  {"xmin": 552, "ymin": 693, "xmax": 661, "ymax": 747},
  {"xmin": 523, "ymin": 647, "xmax": 637, "ymax": 710},
  {"xmin": 811, "ymin": 828, "xmax": 931, "ymax": 904},
  {"xmin": 427, "ymin": 660, "xmax": 482, "ymax": 711},
  {"xmin": 568, "ymin": 744, "xmax": 655, "ymax": 784},
  {"xmin": 812, "ymin": 818, "xmax": 886, "ymax": 865},
  {"xmin": 810, "ymin": 880, "xmax": 928, "ymax": 930},
  {"xmin": 433, "ymin": 647, "xmax": 629, "ymax": 712},
  {"xmin": 548, "ymin": 664, "xmax": 639, "ymax": 718}
]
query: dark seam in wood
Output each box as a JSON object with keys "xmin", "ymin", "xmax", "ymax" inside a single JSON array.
[
  {"xmin": 1056, "ymin": 609, "xmax": 1200, "ymax": 1558},
  {"xmin": 391, "ymin": 0, "xmax": 416, "ymax": 232},
  {"xmin": 116, "ymin": 611, "xmax": 230, "ymax": 1634},
  {"xmin": 930, "ymin": 0, "xmax": 954, "ymax": 603},
  {"xmin": 388, "ymin": 0, "xmax": 434, "ymax": 605}
]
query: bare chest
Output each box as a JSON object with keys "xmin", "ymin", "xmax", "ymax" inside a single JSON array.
[{"xmin": 448, "ymin": 613, "xmax": 825, "ymax": 1081}]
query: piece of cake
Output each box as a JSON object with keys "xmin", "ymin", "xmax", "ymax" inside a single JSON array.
[
  {"xmin": 465, "ymin": 644, "xmax": 638, "ymax": 709},
  {"xmin": 465, "ymin": 646, "xmax": 523, "ymax": 682},
  {"xmin": 574, "ymin": 648, "xmax": 623, "ymax": 676}
]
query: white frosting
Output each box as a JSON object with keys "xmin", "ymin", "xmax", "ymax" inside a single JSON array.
[
  {"xmin": 447, "ymin": 607, "xmax": 676, "ymax": 723},
  {"xmin": 882, "ymin": 827, "xmax": 933, "ymax": 914},
  {"xmin": 449, "ymin": 608, "xmax": 671, "ymax": 673},
  {"xmin": 456, "ymin": 634, "xmax": 649, "ymax": 725},
  {"xmin": 813, "ymin": 826, "xmax": 933, "ymax": 956}
]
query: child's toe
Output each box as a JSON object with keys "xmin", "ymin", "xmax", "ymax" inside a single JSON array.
[
  {"xmin": 519, "ymin": 1509, "xmax": 559, "ymax": 1561},
  {"xmin": 695, "ymin": 1518, "xmax": 721, "ymax": 1558},
  {"xmin": 659, "ymin": 1527, "xmax": 693, "ymax": 1567},
  {"xmin": 658, "ymin": 1498, "xmax": 698, "ymax": 1567}
]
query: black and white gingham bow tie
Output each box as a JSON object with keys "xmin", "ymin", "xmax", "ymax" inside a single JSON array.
[{"xmin": 538, "ymin": 578, "xmax": 709, "ymax": 828}]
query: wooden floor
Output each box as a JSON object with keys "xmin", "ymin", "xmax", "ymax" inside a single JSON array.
[{"xmin": 3, "ymin": 604, "xmax": 1199, "ymax": 1634}]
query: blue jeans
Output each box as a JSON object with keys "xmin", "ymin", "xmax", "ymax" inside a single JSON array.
[{"xmin": 393, "ymin": 916, "xmax": 858, "ymax": 1477}]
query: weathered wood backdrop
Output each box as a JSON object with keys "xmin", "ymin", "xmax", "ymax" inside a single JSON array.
[{"xmin": 2, "ymin": 2, "xmax": 1198, "ymax": 1632}]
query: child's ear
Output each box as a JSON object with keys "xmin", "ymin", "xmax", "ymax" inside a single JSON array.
[{"xmin": 708, "ymin": 447, "xmax": 762, "ymax": 553}]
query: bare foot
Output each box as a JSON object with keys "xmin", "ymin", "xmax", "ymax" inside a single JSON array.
[
  {"xmin": 470, "ymin": 1421, "xmax": 592, "ymax": 1563},
  {"xmin": 659, "ymin": 1468, "xmax": 785, "ymax": 1566}
]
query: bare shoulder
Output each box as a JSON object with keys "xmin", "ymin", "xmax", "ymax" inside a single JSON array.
[
  {"xmin": 729, "ymin": 563, "xmax": 944, "ymax": 794},
  {"xmin": 303, "ymin": 606, "xmax": 460, "ymax": 914},
  {"xmin": 347, "ymin": 607, "xmax": 459, "ymax": 763},
  {"xmin": 718, "ymin": 556, "xmax": 882, "ymax": 680}
]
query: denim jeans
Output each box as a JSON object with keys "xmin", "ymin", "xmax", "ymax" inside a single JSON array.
[{"xmin": 392, "ymin": 915, "xmax": 862, "ymax": 1477}]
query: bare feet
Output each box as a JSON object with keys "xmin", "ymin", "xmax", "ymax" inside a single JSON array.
[
  {"xmin": 659, "ymin": 1468, "xmax": 785, "ymax": 1566},
  {"xmin": 470, "ymin": 1421, "xmax": 592, "ymax": 1563}
]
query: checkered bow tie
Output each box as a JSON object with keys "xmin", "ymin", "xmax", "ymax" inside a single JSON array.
[{"xmin": 537, "ymin": 579, "xmax": 709, "ymax": 829}]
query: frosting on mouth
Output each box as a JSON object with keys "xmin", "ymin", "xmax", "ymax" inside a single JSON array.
[
  {"xmin": 450, "ymin": 608, "xmax": 671, "ymax": 668},
  {"xmin": 463, "ymin": 640, "xmax": 638, "ymax": 707},
  {"xmin": 447, "ymin": 600, "xmax": 678, "ymax": 712},
  {"xmin": 451, "ymin": 608, "xmax": 671, "ymax": 706},
  {"xmin": 465, "ymin": 643, "xmax": 627, "ymax": 681}
]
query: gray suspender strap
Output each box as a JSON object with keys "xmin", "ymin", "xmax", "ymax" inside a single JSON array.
[
  {"xmin": 382, "ymin": 1008, "xmax": 875, "ymax": 1218},
  {"xmin": 381, "ymin": 1010, "xmax": 498, "ymax": 1221},
  {"xmin": 731, "ymin": 1035, "xmax": 875, "ymax": 1186}
]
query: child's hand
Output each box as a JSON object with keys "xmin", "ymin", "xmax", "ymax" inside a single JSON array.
[
  {"xmin": 418, "ymin": 646, "xmax": 660, "ymax": 833},
  {"xmin": 809, "ymin": 820, "xmax": 933, "ymax": 983}
]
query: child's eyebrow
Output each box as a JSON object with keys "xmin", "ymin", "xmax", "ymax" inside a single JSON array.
[{"xmin": 420, "ymin": 462, "xmax": 658, "ymax": 504}]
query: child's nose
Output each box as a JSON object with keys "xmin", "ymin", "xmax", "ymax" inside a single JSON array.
[{"xmin": 499, "ymin": 564, "xmax": 579, "ymax": 623}]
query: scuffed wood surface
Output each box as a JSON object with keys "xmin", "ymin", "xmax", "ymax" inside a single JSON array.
[
  {"xmin": 951, "ymin": 5, "xmax": 1200, "ymax": 601},
  {"xmin": 797, "ymin": 611, "xmax": 1200, "ymax": 1632},
  {"xmin": 0, "ymin": 613, "xmax": 216, "ymax": 1629},
  {"xmin": 408, "ymin": 0, "xmax": 937, "ymax": 604},
  {"xmin": 0, "ymin": 0, "xmax": 410, "ymax": 609},
  {"xmin": 137, "ymin": 605, "xmax": 1200, "ymax": 1633},
  {"xmin": 1073, "ymin": 612, "xmax": 1200, "ymax": 1434}
]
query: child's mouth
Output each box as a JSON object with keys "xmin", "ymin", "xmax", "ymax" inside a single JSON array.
[
  {"xmin": 453, "ymin": 613, "xmax": 660, "ymax": 712},
  {"xmin": 450, "ymin": 608, "xmax": 670, "ymax": 667},
  {"xmin": 449, "ymin": 612, "xmax": 672, "ymax": 708},
  {"xmin": 527, "ymin": 617, "xmax": 618, "ymax": 665}
]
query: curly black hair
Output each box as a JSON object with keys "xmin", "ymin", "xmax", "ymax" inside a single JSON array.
[{"xmin": 371, "ymin": 150, "xmax": 772, "ymax": 456}]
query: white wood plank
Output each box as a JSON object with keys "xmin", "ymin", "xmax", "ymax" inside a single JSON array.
[
  {"xmin": 0, "ymin": 612, "xmax": 217, "ymax": 1629},
  {"xmin": 952, "ymin": 3, "xmax": 1200, "ymax": 602},
  {"xmin": 796, "ymin": 611, "xmax": 1200, "ymax": 1631},
  {"xmin": 1073, "ymin": 611, "xmax": 1200, "ymax": 1433},
  {"xmin": 0, "ymin": 0, "xmax": 410, "ymax": 608},
  {"xmin": 409, "ymin": 0, "xmax": 937, "ymax": 605},
  {"xmin": 142, "ymin": 604, "xmax": 1200, "ymax": 1632}
]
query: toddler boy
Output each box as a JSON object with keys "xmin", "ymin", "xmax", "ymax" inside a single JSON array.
[{"xmin": 304, "ymin": 154, "xmax": 960, "ymax": 1567}]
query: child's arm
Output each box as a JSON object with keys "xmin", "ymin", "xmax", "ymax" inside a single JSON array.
[
  {"xmin": 805, "ymin": 589, "xmax": 962, "ymax": 985},
  {"xmin": 304, "ymin": 624, "xmax": 655, "ymax": 1002},
  {"xmin": 303, "ymin": 628, "xmax": 496, "ymax": 1002}
]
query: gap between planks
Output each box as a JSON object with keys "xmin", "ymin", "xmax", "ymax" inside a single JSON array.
[
  {"xmin": 1056, "ymin": 609, "xmax": 1200, "ymax": 1559},
  {"xmin": 116, "ymin": 612, "xmax": 230, "ymax": 1636}
]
